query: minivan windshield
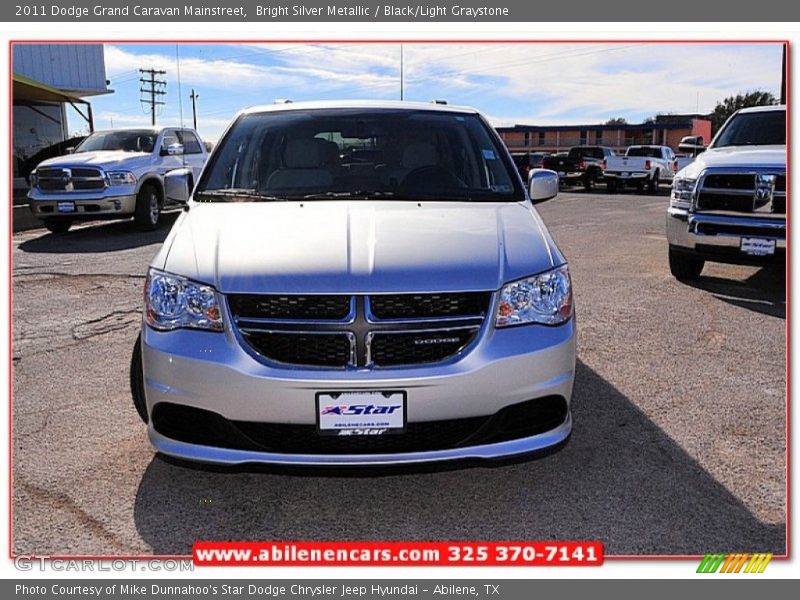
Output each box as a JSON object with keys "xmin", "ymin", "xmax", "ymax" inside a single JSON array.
[
  {"xmin": 196, "ymin": 108, "xmax": 523, "ymax": 202},
  {"xmin": 713, "ymin": 110, "xmax": 786, "ymax": 148},
  {"xmin": 74, "ymin": 130, "xmax": 157, "ymax": 153}
]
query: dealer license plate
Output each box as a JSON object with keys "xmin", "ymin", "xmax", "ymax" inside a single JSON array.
[
  {"xmin": 316, "ymin": 391, "xmax": 406, "ymax": 436},
  {"xmin": 740, "ymin": 237, "xmax": 776, "ymax": 256},
  {"xmin": 57, "ymin": 201, "xmax": 76, "ymax": 213}
]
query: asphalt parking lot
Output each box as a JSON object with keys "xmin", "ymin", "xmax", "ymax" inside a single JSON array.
[{"xmin": 11, "ymin": 189, "xmax": 786, "ymax": 556}]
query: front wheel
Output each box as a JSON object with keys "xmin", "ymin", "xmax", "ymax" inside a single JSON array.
[
  {"xmin": 43, "ymin": 219, "xmax": 72, "ymax": 234},
  {"xmin": 583, "ymin": 172, "xmax": 596, "ymax": 192},
  {"xmin": 669, "ymin": 248, "xmax": 705, "ymax": 280},
  {"xmin": 130, "ymin": 334, "xmax": 148, "ymax": 423},
  {"xmin": 606, "ymin": 179, "xmax": 618, "ymax": 194},
  {"xmin": 134, "ymin": 183, "xmax": 161, "ymax": 231}
]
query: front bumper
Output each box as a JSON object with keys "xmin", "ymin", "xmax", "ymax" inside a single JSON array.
[
  {"xmin": 141, "ymin": 312, "xmax": 576, "ymax": 466},
  {"xmin": 667, "ymin": 207, "xmax": 786, "ymax": 263},
  {"xmin": 28, "ymin": 190, "xmax": 136, "ymax": 219}
]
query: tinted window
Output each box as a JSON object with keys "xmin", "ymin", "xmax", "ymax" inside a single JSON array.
[
  {"xmin": 177, "ymin": 130, "xmax": 203, "ymax": 154},
  {"xmin": 713, "ymin": 110, "xmax": 785, "ymax": 147},
  {"xmin": 198, "ymin": 108, "xmax": 523, "ymax": 202},
  {"xmin": 627, "ymin": 146, "xmax": 663, "ymax": 158}
]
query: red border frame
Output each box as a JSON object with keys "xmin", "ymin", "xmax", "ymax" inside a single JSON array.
[{"xmin": 7, "ymin": 38, "xmax": 791, "ymax": 564}]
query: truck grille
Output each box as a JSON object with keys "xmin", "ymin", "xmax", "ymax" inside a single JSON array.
[
  {"xmin": 695, "ymin": 170, "xmax": 786, "ymax": 215},
  {"xmin": 37, "ymin": 167, "xmax": 106, "ymax": 192},
  {"xmin": 229, "ymin": 293, "xmax": 490, "ymax": 369}
]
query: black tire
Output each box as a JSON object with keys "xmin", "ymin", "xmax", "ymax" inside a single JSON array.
[
  {"xmin": 606, "ymin": 179, "xmax": 618, "ymax": 194},
  {"xmin": 648, "ymin": 171, "xmax": 659, "ymax": 195},
  {"xmin": 669, "ymin": 248, "xmax": 705, "ymax": 281},
  {"xmin": 130, "ymin": 334, "xmax": 149, "ymax": 423},
  {"xmin": 43, "ymin": 219, "xmax": 72, "ymax": 234},
  {"xmin": 583, "ymin": 172, "xmax": 596, "ymax": 192},
  {"xmin": 134, "ymin": 183, "xmax": 161, "ymax": 231}
]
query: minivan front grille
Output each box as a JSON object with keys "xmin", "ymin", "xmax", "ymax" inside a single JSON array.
[
  {"xmin": 228, "ymin": 293, "xmax": 490, "ymax": 369},
  {"xmin": 695, "ymin": 169, "xmax": 786, "ymax": 215}
]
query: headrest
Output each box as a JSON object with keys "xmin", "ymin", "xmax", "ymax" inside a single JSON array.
[
  {"xmin": 283, "ymin": 139, "xmax": 325, "ymax": 169},
  {"xmin": 402, "ymin": 142, "xmax": 437, "ymax": 170}
]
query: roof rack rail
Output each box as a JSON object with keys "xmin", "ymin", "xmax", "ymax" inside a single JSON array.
[
  {"xmin": 431, "ymin": 99, "xmax": 448, "ymax": 105},
  {"xmin": 273, "ymin": 99, "xmax": 293, "ymax": 104}
]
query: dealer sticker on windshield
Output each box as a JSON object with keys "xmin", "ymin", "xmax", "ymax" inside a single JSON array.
[
  {"xmin": 740, "ymin": 237, "xmax": 776, "ymax": 256},
  {"xmin": 317, "ymin": 391, "xmax": 406, "ymax": 436}
]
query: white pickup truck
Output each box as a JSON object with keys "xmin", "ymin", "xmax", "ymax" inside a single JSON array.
[
  {"xmin": 603, "ymin": 145, "xmax": 677, "ymax": 194},
  {"xmin": 28, "ymin": 127, "xmax": 207, "ymax": 233}
]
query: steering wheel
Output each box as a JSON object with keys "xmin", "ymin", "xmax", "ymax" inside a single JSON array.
[{"xmin": 400, "ymin": 165, "xmax": 466, "ymax": 190}]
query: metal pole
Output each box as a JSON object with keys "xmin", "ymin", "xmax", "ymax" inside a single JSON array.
[
  {"xmin": 400, "ymin": 44, "xmax": 404, "ymax": 101},
  {"xmin": 190, "ymin": 89, "xmax": 199, "ymax": 131}
]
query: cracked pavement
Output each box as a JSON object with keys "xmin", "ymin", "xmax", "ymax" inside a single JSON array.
[{"xmin": 11, "ymin": 195, "xmax": 787, "ymax": 556}]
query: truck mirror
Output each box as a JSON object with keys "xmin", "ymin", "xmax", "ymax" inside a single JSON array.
[
  {"xmin": 164, "ymin": 168, "xmax": 192, "ymax": 203},
  {"xmin": 529, "ymin": 169, "xmax": 559, "ymax": 203}
]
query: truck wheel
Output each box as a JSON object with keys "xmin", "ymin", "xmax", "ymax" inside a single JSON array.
[
  {"xmin": 130, "ymin": 334, "xmax": 149, "ymax": 424},
  {"xmin": 43, "ymin": 219, "xmax": 72, "ymax": 234},
  {"xmin": 648, "ymin": 171, "xmax": 659, "ymax": 195},
  {"xmin": 606, "ymin": 179, "xmax": 617, "ymax": 194},
  {"xmin": 669, "ymin": 248, "xmax": 704, "ymax": 280},
  {"xmin": 134, "ymin": 183, "xmax": 161, "ymax": 231},
  {"xmin": 583, "ymin": 173, "xmax": 596, "ymax": 191}
]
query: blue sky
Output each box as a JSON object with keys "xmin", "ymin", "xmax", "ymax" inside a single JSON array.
[{"xmin": 71, "ymin": 42, "xmax": 784, "ymax": 142}]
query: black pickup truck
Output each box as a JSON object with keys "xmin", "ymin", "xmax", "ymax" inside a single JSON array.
[{"xmin": 542, "ymin": 146, "xmax": 616, "ymax": 191}]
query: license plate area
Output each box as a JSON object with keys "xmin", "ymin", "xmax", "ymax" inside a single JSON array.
[
  {"xmin": 740, "ymin": 237, "xmax": 776, "ymax": 256},
  {"xmin": 57, "ymin": 201, "xmax": 76, "ymax": 213},
  {"xmin": 316, "ymin": 391, "xmax": 406, "ymax": 436}
]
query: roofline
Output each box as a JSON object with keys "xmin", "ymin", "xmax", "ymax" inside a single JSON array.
[
  {"xmin": 496, "ymin": 121, "xmax": 709, "ymax": 133},
  {"xmin": 239, "ymin": 99, "xmax": 481, "ymax": 116}
]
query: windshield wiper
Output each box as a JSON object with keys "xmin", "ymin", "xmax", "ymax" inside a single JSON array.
[
  {"xmin": 195, "ymin": 189, "xmax": 290, "ymax": 202},
  {"xmin": 301, "ymin": 190, "xmax": 397, "ymax": 200}
]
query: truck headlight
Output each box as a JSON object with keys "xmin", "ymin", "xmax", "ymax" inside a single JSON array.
[
  {"xmin": 670, "ymin": 177, "xmax": 696, "ymax": 209},
  {"xmin": 145, "ymin": 269, "xmax": 223, "ymax": 331},
  {"xmin": 106, "ymin": 170, "xmax": 137, "ymax": 186},
  {"xmin": 29, "ymin": 170, "xmax": 38, "ymax": 188},
  {"xmin": 496, "ymin": 265, "xmax": 573, "ymax": 327}
]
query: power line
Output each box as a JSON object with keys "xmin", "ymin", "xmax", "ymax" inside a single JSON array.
[{"xmin": 139, "ymin": 68, "xmax": 167, "ymax": 126}]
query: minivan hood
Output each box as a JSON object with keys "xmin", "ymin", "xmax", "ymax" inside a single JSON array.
[
  {"xmin": 37, "ymin": 151, "xmax": 150, "ymax": 170},
  {"xmin": 157, "ymin": 201, "xmax": 559, "ymax": 294}
]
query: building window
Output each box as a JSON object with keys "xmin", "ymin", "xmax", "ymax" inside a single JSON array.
[
  {"xmin": 579, "ymin": 130, "xmax": 587, "ymax": 145},
  {"xmin": 523, "ymin": 132, "xmax": 530, "ymax": 147},
  {"xmin": 595, "ymin": 130, "xmax": 603, "ymax": 144},
  {"xmin": 12, "ymin": 101, "xmax": 66, "ymax": 180},
  {"xmin": 538, "ymin": 131, "xmax": 545, "ymax": 146}
]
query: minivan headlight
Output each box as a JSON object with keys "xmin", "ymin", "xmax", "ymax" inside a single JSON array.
[
  {"xmin": 670, "ymin": 177, "xmax": 696, "ymax": 209},
  {"xmin": 145, "ymin": 269, "xmax": 223, "ymax": 331},
  {"xmin": 496, "ymin": 265, "xmax": 573, "ymax": 327}
]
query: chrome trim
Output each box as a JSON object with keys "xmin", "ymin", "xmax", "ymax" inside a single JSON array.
[
  {"xmin": 148, "ymin": 412, "xmax": 572, "ymax": 466},
  {"xmin": 364, "ymin": 325, "xmax": 482, "ymax": 368},
  {"xmin": 693, "ymin": 166, "xmax": 786, "ymax": 215},
  {"xmin": 36, "ymin": 166, "xmax": 107, "ymax": 193}
]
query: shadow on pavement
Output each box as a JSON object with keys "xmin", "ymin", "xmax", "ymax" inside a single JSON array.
[
  {"xmin": 687, "ymin": 266, "xmax": 785, "ymax": 319},
  {"xmin": 133, "ymin": 360, "xmax": 785, "ymax": 555},
  {"xmin": 17, "ymin": 213, "xmax": 179, "ymax": 255}
]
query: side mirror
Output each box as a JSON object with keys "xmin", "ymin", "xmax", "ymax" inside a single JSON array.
[
  {"xmin": 678, "ymin": 136, "xmax": 706, "ymax": 156},
  {"xmin": 162, "ymin": 143, "xmax": 185, "ymax": 156},
  {"xmin": 164, "ymin": 168, "xmax": 192, "ymax": 203},
  {"xmin": 529, "ymin": 169, "xmax": 559, "ymax": 203},
  {"xmin": 65, "ymin": 147, "xmax": 75, "ymax": 154}
]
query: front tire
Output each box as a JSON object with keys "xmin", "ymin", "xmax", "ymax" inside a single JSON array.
[
  {"xmin": 606, "ymin": 179, "xmax": 618, "ymax": 194},
  {"xmin": 43, "ymin": 219, "xmax": 72, "ymax": 234},
  {"xmin": 583, "ymin": 172, "xmax": 596, "ymax": 191},
  {"xmin": 669, "ymin": 248, "xmax": 705, "ymax": 280},
  {"xmin": 130, "ymin": 334, "xmax": 148, "ymax": 423},
  {"xmin": 134, "ymin": 183, "xmax": 161, "ymax": 231}
]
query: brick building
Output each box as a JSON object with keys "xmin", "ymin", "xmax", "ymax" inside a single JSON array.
[{"xmin": 497, "ymin": 115, "xmax": 712, "ymax": 156}]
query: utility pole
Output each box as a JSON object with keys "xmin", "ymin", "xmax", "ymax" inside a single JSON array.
[
  {"xmin": 139, "ymin": 68, "xmax": 167, "ymax": 126},
  {"xmin": 189, "ymin": 89, "xmax": 199, "ymax": 131}
]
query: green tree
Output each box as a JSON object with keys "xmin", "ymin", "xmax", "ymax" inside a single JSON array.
[
  {"xmin": 711, "ymin": 90, "xmax": 778, "ymax": 134},
  {"xmin": 604, "ymin": 117, "xmax": 627, "ymax": 125}
]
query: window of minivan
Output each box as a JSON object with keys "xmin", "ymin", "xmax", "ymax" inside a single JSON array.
[{"xmin": 197, "ymin": 108, "xmax": 524, "ymax": 202}]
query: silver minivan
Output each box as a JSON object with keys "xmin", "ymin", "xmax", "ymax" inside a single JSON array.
[{"xmin": 130, "ymin": 100, "xmax": 575, "ymax": 466}]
